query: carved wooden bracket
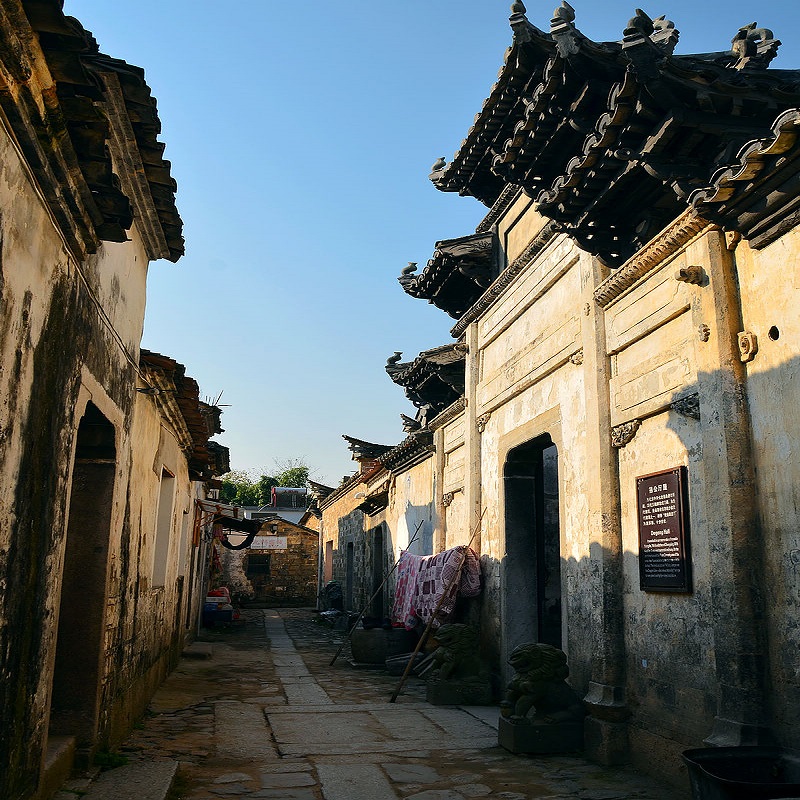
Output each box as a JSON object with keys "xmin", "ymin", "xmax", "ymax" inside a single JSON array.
[
  {"xmin": 725, "ymin": 230, "xmax": 742, "ymax": 251},
  {"xmin": 738, "ymin": 331, "xmax": 758, "ymax": 362},
  {"xmin": 675, "ymin": 264, "xmax": 704, "ymax": 285},
  {"xmin": 477, "ymin": 413, "xmax": 491, "ymax": 433},
  {"xmin": 612, "ymin": 420, "xmax": 641, "ymax": 448},
  {"xmin": 671, "ymin": 393, "xmax": 700, "ymax": 420},
  {"xmin": 569, "ymin": 349, "xmax": 584, "ymax": 365}
]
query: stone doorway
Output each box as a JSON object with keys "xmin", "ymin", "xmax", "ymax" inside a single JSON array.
[
  {"xmin": 370, "ymin": 524, "xmax": 385, "ymax": 619},
  {"xmin": 47, "ymin": 402, "xmax": 116, "ymax": 757},
  {"xmin": 345, "ymin": 541, "xmax": 355, "ymax": 611},
  {"xmin": 503, "ymin": 434, "xmax": 562, "ymax": 659}
]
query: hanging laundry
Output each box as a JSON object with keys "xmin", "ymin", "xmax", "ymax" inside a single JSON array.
[
  {"xmin": 391, "ymin": 550, "xmax": 425, "ymax": 629},
  {"xmin": 392, "ymin": 545, "xmax": 481, "ymax": 630}
]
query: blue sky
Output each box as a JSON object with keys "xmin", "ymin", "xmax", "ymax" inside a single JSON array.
[{"xmin": 64, "ymin": 1, "xmax": 800, "ymax": 485}]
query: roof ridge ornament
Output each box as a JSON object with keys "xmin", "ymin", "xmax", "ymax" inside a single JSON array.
[
  {"xmin": 625, "ymin": 8, "xmax": 654, "ymax": 38},
  {"xmin": 621, "ymin": 8, "xmax": 672, "ymax": 81},
  {"xmin": 429, "ymin": 156, "xmax": 446, "ymax": 181},
  {"xmin": 550, "ymin": 2, "xmax": 583, "ymax": 57},
  {"xmin": 730, "ymin": 22, "xmax": 780, "ymax": 70},
  {"xmin": 398, "ymin": 262, "xmax": 418, "ymax": 291},
  {"xmin": 651, "ymin": 15, "xmax": 679, "ymax": 54},
  {"xmin": 510, "ymin": 0, "xmax": 548, "ymax": 43}
]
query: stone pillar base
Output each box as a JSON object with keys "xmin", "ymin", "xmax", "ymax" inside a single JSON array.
[
  {"xmin": 426, "ymin": 681, "xmax": 493, "ymax": 706},
  {"xmin": 704, "ymin": 716, "xmax": 775, "ymax": 748},
  {"xmin": 584, "ymin": 716, "xmax": 629, "ymax": 765},
  {"xmin": 498, "ymin": 717, "xmax": 583, "ymax": 754}
]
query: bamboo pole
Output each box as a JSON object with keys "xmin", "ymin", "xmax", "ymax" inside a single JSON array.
[{"xmin": 389, "ymin": 512, "xmax": 484, "ymax": 703}]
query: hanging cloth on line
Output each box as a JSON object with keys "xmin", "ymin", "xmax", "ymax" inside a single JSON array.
[{"xmin": 391, "ymin": 545, "xmax": 481, "ymax": 630}]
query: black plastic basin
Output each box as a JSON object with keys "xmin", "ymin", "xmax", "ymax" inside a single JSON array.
[{"xmin": 683, "ymin": 746, "xmax": 800, "ymax": 800}]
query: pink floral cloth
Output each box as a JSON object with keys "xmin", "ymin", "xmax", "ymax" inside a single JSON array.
[
  {"xmin": 391, "ymin": 550, "xmax": 424, "ymax": 629},
  {"xmin": 391, "ymin": 546, "xmax": 481, "ymax": 630}
]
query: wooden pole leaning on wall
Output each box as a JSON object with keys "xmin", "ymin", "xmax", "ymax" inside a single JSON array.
[
  {"xmin": 329, "ymin": 520, "xmax": 425, "ymax": 667},
  {"xmin": 389, "ymin": 510, "xmax": 484, "ymax": 703}
]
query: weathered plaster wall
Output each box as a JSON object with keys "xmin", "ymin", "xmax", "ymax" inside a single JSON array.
[
  {"xmin": 0, "ymin": 120, "xmax": 134, "ymax": 796},
  {"xmin": 601, "ymin": 242, "xmax": 717, "ymax": 773},
  {"xmin": 387, "ymin": 458, "xmax": 435, "ymax": 557},
  {"xmin": 473, "ymin": 232, "xmax": 586, "ymax": 680},
  {"xmin": 735, "ymin": 232, "xmax": 800, "ymax": 748},
  {"xmin": 0, "ymin": 113, "xmax": 188, "ymax": 798},
  {"xmin": 100, "ymin": 392, "xmax": 196, "ymax": 744}
]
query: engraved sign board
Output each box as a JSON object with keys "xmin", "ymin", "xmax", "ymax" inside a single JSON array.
[
  {"xmin": 251, "ymin": 535, "xmax": 288, "ymax": 551},
  {"xmin": 636, "ymin": 467, "xmax": 692, "ymax": 593}
]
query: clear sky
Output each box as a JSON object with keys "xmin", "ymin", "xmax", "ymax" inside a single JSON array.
[{"xmin": 64, "ymin": 1, "xmax": 800, "ymax": 486}]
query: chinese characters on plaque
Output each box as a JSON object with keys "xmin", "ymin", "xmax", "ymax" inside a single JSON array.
[{"xmin": 636, "ymin": 467, "xmax": 692, "ymax": 592}]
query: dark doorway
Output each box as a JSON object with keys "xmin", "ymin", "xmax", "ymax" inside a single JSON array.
[
  {"xmin": 370, "ymin": 525, "xmax": 385, "ymax": 619},
  {"xmin": 345, "ymin": 542, "xmax": 355, "ymax": 611},
  {"xmin": 503, "ymin": 434, "xmax": 562, "ymax": 654},
  {"xmin": 48, "ymin": 402, "xmax": 116, "ymax": 751}
]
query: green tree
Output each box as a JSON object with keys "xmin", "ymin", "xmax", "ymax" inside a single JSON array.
[
  {"xmin": 256, "ymin": 474, "xmax": 278, "ymax": 505},
  {"xmin": 220, "ymin": 459, "xmax": 312, "ymax": 507},
  {"xmin": 275, "ymin": 460, "xmax": 310, "ymax": 487},
  {"xmin": 219, "ymin": 470, "xmax": 260, "ymax": 506}
]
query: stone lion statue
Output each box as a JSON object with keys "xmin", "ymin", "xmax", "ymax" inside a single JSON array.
[
  {"xmin": 500, "ymin": 642, "xmax": 584, "ymax": 724},
  {"xmin": 418, "ymin": 623, "xmax": 488, "ymax": 684}
]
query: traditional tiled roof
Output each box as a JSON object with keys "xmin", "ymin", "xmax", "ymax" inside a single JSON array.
[
  {"xmin": 308, "ymin": 480, "xmax": 335, "ymax": 502},
  {"xmin": 0, "ymin": 1, "xmax": 183, "ymax": 260},
  {"xmin": 342, "ymin": 436, "xmax": 393, "ymax": 461},
  {"xmin": 689, "ymin": 108, "xmax": 800, "ymax": 248},
  {"xmin": 398, "ymin": 232, "xmax": 497, "ymax": 320},
  {"xmin": 385, "ymin": 344, "xmax": 466, "ymax": 418},
  {"xmin": 378, "ymin": 431, "xmax": 435, "ymax": 473},
  {"xmin": 139, "ymin": 350, "xmax": 222, "ymax": 479},
  {"xmin": 431, "ymin": 2, "xmax": 800, "ymax": 267}
]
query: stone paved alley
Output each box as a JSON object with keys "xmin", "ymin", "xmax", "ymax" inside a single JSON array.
[{"xmin": 57, "ymin": 610, "xmax": 680, "ymax": 800}]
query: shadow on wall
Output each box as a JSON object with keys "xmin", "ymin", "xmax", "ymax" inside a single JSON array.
[
  {"xmin": 329, "ymin": 503, "xmax": 435, "ymax": 615},
  {"xmin": 483, "ymin": 357, "xmax": 800, "ymax": 754}
]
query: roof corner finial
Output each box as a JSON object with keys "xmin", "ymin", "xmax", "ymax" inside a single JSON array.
[
  {"xmin": 624, "ymin": 8, "xmax": 654, "ymax": 38},
  {"xmin": 510, "ymin": 1, "xmax": 526, "ymax": 14},
  {"xmin": 553, "ymin": 1, "xmax": 575, "ymax": 24},
  {"xmin": 386, "ymin": 352, "xmax": 403, "ymax": 368},
  {"xmin": 401, "ymin": 262, "xmax": 418, "ymax": 276},
  {"xmin": 430, "ymin": 156, "xmax": 446, "ymax": 173},
  {"xmin": 730, "ymin": 21, "xmax": 780, "ymax": 70}
]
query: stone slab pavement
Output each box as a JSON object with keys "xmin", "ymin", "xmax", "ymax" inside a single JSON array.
[{"xmin": 55, "ymin": 608, "xmax": 686, "ymax": 800}]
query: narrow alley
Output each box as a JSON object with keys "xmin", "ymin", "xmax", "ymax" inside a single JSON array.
[{"xmin": 57, "ymin": 610, "xmax": 675, "ymax": 800}]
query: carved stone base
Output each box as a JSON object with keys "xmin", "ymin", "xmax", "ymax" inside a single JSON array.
[
  {"xmin": 704, "ymin": 716, "xmax": 775, "ymax": 748},
  {"xmin": 426, "ymin": 681, "xmax": 493, "ymax": 706},
  {"xmin": 498, "ymin": 717, "xmax": 583, "ymax": 755},
  {"xmin": 583, "ymin": 716, "xmax": 629, "ymax": 765}
]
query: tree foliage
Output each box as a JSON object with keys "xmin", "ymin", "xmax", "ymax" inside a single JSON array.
[{"xmin": 219, "ymin": 459, "xmax": 311, "ymax": 507}]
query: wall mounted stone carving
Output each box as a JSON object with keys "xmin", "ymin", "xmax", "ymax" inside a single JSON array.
[
  {"xmin": 569, "ymin": 349, "xmax": 584, "ymax": 365},
  {"xmin": 477, "ymin": 413, "xmax": 492, "ymax": 433},
  {"xmin": 725, "ymin": 230, "xmax": 742, "ymax": 251},
  {"xmin": 612, "ymin": 420, "xmax": 641, "ymax": 448},
  {"xmin": 738, "ymin": 331, "xmax": 758, "ymax": 362},
  {"xmin": 699, "ymin": 324, "xmax": 711, "ymax": 342},
  {"xmin": 671, "ymin": 393, "xmax": 701, "ymax": 420},
  {"xmin": 443, "ymin": 492, "xmax": 455, "ymax": 507},
  {"xmin": 675, "ymin": 265, "xmax": 704, "ymax": 285}
]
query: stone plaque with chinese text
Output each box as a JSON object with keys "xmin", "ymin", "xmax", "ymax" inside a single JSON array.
[{"xmin": 636, "ymin": 467, "xmax": 692, "ymax": 592}]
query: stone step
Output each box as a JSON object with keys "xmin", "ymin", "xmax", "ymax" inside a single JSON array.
[{"xmin": 77, "ymin": 760, "xmax": 178, "ymax": 800}]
